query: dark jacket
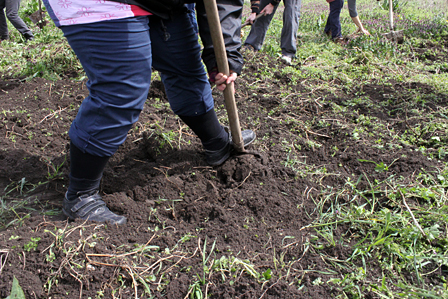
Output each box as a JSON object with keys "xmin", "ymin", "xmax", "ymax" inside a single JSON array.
[
  {"xmin": 108, "ymin": 0, "xmax": 245, "ymax": 75},
  {"xmin": 106, "ymin": 0, "xmax": 187, "ymax": 19},
  {"xmin": 195, "ymin": 0, "xmax": 244, "ymax": 75}
]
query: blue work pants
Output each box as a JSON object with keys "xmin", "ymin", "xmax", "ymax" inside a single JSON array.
[
  {"xmin": 324, "ymin": 0, "xmax": 343, "ymax": 40},
  {"xmin": 185, "ymin": 3, "xmax": 198, "ymax": 34},
  {"xmin": 61, "ymin": 14, "xmax": 213, "ymax": 157}
]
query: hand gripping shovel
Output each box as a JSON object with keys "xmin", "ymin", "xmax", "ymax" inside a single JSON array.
[
  {"xmin": 203, "ymin": 0, "xmax": 245, "ymax": 152},
  {"xmin": 241, "ymin": 12, "xmax": 265, "ymax": 38},
  {"xmin": 242, "ymin": 12, "xmax": 265, "ymax": 28}
]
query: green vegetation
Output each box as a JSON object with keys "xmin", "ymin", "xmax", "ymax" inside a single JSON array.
[
  {"xmin": 1, "ymin": 0, "xmax": 448, "ymax": 298},
  {"xmin": 0, "ymin": 0, "xmax": 81, "ymax": 80},
  {"xmin": 239, "ymin": 0, "xmax": 448, "ymax": 297},
  {"xmin": 243, "ymin": 0, "xmax": 448, "ymax": 92}
]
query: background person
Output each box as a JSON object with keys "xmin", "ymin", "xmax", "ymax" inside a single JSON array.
[
  {"xmin": 195, "ymin": 0, "xmax": 249, "ymax": 82},
  {"xmin": 324, "ymin": 0, "xmax": 344, "ymax": 43},
  {"xmin": 0, "ymin": 0, "xmax": 34, "ymax": 41},
  {"xmin": 347, "ymin": 0, "xmax": 370, "ymax": 35},
  {"xmin": 242, "ymin": 0, "xmax": 302, "ymax": 64}
]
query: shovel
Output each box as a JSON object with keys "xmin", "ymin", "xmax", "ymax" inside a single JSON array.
[
  {"xmin": 383, "ymin": 0, "xmax": 404, "ymax": 43},
  {"xmin": 203, "ymin": 0, "xmax": 245, "ymax": 152}
]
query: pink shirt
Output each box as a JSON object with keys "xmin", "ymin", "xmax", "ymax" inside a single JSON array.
[{"xmin": 43, "ymin": 0, "xmax": 151, "ymax": 27}]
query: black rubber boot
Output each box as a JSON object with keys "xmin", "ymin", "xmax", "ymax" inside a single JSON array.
[
  {"xmin": 66, "ymin": 142, "xmax": 109, "ymax": 201},
  {"xmin": 179, "ymin": 110, "xmax": 256, "ymax": 166},
  {"xmin": 178, "ymin": 109, "xmax": 228, "ymax": 151},
  {"xmin": 204, "ymin": 129, "xmax": 256, "ymax": 166},
  {"xmin": 63, "ymin": 190, "xmax": 127, "ymax": 225},
  {"xmin": 64, "ymin": 143, "xmax": 126, "ymax": 224}
]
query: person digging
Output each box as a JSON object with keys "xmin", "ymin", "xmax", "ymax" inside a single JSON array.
[{"xmin": 41, "ymin": 0, "xmax": 256, "ymax": 225}]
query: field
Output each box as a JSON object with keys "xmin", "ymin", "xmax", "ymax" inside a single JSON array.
[{"xmin": 1, "ymin": 0, "xmax": 448, "ymax": 298}]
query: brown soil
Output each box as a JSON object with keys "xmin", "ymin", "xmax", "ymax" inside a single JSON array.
[{"xmin": 0, "ymin": 50, "xmax": 446, "ymax": 298}]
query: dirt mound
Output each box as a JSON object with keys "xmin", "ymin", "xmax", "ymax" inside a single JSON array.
[{"xmin": 0, "ymin": 51, "xmax": 444, "ymax": 298}]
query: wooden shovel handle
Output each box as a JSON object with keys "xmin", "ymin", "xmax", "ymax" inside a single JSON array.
[
  {"xmin": 389, "ymin": 0, "xmax": 394, "ymax": 31},
  {"xmin": 203, "ymin": 0, "xmax": 245, "ymax": 152}
]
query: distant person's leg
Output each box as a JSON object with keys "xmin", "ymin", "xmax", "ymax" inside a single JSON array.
[
  {"xmin": 244, "ymin": 0, "xmax": 278, "ymax": 51},
  {"xmin": 280, "ymin": 0, "xmax": 301, "ymax": 58},
  {"xmin": 328, "ymin": 0, "xmax": 343, "ymax": 40},
  {"xmin": 195, "ymin": 0, "xmax": 245, "ymax": 76},
  {"xmin": 4, "ymin": 0, "xmax": 34, "ymax": 40},
  {"xmin": 0, "ymin": 0, "xmax": 9, "ymax": 40}
]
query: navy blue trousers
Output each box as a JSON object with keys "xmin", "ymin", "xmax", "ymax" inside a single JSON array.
[
  {"xmin": 185, "ymin": 3, "xmax": 198, "ymax": 34},
  {"xmin": 324, "ymin": 0, "xmax": 343, "ymax": 39},
  {"xmin": 61, "ymin": 14, "xmax": 213, "ymax": 157}
]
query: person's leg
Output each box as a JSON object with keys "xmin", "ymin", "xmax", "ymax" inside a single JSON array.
[
  {"xmin": 149, "ymin": 13, "xmax": 227, "ymax": 149},
  {"xmin": 149, "ymin": 13, "xmax": 213, "ymax": 119},
  {"xmin": 5, "ymin": 0, "xmax": 33, "ymax": 39},
  {"xmin": 185, "ymin": 3, "xmax": 198, "ymax": 34},
  {"xmin": 63, "ymin": 17, "xmax": 152, "ymax": 158},
  {"xmin": 324, "ymin": 4, "xmax": 332, "ymax": 36},
  {"xmin": 60, "ymin": 16, "xmax": 152, "ymax": 224},
  {"xmin": 280, "ymin": 0, "xmax": 301, "ymax": 58},
  {"xmin": 150, "ymin": 12, "xmax": 255, "ymax": 165},
  {"xmin": 328, "ymin": 0, "xmax": 343, "ymax": 39},
  {"xmin": 243, "ymin": 0, "xmax": 277, "ymax": 51},
  {"xmin": 0, "ymin": 0, "xmax": 9, "ymax": 40}
]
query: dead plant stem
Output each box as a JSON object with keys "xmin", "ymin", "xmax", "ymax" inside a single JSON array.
[
  {"xmin": 0, "ymin": 249, "xmax": 9, "ymax": 275},
  {"xmin": 399, "ymin": 190, "xmax": 427, "ymax": 239},
  {"xmin": 258, "ymin": 280, "xmax": 279, "ymax": 299},
  {"xmin": 236, "ymin": 171, "xmax": 251, "ymax": 188}
]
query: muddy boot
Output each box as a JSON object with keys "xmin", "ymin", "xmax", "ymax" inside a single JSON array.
[
  {"xmin": 205, "ymin": 129, "xmax": 256, "ymax": 166},
  {"xmin": 179, "ymin": 109, "xmax": 256, "ymax": 166},
  {"xmin": 63, "ymin": 190, "xmax": 127, "ymax": 225},
  {"xmin": 333, "ymin": 37, "xmax": 346, "ymax": 45},
  {"xmin": 64, "ymin": 143, "xmax": 125, "ymax": 224}
]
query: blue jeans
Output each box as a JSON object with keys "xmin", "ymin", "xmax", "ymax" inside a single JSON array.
[
  {"xmin": 61, "ymin": 15, "xmax": 213, "ymax": 157},
  {"xmin": 324, "ymin": 0, "xmax": 343, "ymax": 39}
]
